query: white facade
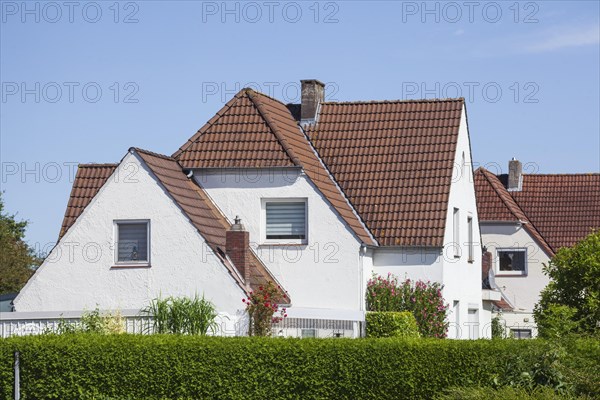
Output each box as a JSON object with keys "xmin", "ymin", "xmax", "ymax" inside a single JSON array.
[
  {"xmin": 480, "ymin": 222, "xmax": 551, "ymax": 337},
  {"xmin": 194, "ymin": 168, "xmax": 364, "ymax": 313},
  {"xmin": 14, "ymin": 153, "xmax": 246, "ymax": 316}
]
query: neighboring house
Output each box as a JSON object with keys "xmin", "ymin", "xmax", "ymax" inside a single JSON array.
[
  {"xmin": 475, "ymin": 160, "xmax": 600, "ymax": 338},
  {"xmin": 15, "ymin": 80, "xmax": 486, "ymax": 338}
]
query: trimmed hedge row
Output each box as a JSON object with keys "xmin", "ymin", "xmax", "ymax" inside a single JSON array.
[
  {"xmin": 0, "ymin": 335, "xmax": 598, "ymax": 399},
  {"xmin": 366, "ymin": 312, "xmax": 420, "ymax": 338}
]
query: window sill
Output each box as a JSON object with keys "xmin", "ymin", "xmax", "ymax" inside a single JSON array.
[
  {"xmin": 111, "ymin": 263, "xmax": 151, "ymax": 269},
  {"xmin": 496, "ymin": 271, "xmax": 527, "ymax": 277},
  {"xmin": 468, "ymin": 259, "xmax": 474, "ymax": 264},
  {"xmin": 259, "ymin": 242, "xmax": 307, "ymax": 247}
]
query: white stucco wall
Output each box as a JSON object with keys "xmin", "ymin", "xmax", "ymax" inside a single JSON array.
[
  {"xmin": 14, "ymin": 152, "xmax": 246, "ymax": 314},
  {"xmin": 441, "ymin": 106, "xmax": 486, "ymax": 339},
  {"xmin": 194, "ymin": 168, "xmax": 365, "ymax": 312},
  {"xmin": 480, "ymin": 223, "xmax": 551, "ymax": 312}
]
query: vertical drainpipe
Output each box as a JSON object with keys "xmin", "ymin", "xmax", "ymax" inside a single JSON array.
[{"xmin": 359, "ymin": 245, "xmax": 368, "ymax": 337}]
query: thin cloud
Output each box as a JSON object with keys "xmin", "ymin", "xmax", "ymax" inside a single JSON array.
[{"xmin": 523, "ymin": 25, "xmax": 600, "ymax": 53}]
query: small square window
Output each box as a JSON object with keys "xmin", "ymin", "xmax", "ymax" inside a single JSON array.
[
  {"xmin": 264, "ymin": 200, "xmax": 307, "ymax": 242},
  {"xmin": 497, "ymin": 249, "xmax": 527, "ymax": 275},
  {"xmin": 511, "ymin": 329, "xmax": 532, "ymax": 339},
  {"xmin": 115, "ymin": 221, "xmax": 149, "ymax": 264}
]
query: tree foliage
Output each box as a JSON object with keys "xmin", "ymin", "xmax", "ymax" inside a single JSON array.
[
  {"xmin": 0, "ymin": 192, "xmax": 40, "ymax": 295},
  {"xmin": 534, "ymin": 230, "xmax": 600, "ymax": 337}
]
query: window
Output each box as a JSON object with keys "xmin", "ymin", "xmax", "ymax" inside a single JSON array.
[
  {"xmin": 497, "ymin": 249, "xmax": 527, "ymax": 275},
  {"xmin": 511, "ymin": 329, "xmax": 532, "ymax": 339},
  {"xmin": 115, "ymin": 220, "xmax": 149, "ymax": 265},
  {"xmin": 467, "ymin": 308, "xmax": 479, "ymax": 340},
  {"xmin": 467, "ymin": 216, "xmax": 474, "ymax": 262},
  {"xmin": 453, "ymin": 208, "xmax": 460, "ymax": 257},
  {"xmin": 264, "ymin": 200, "xmax": 307, "ymax": 242},
  {"xmin": 301, "ymin": 328, "xmax": 317, "ymax": 338}
]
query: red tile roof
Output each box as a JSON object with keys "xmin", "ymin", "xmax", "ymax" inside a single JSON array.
[
  {"xmin": 474, "ymin": 168, "xmax": 528, "ymax": 222},
  {"xmin": 174, "ymin": 89, "xmax": 376, "ymax": 245},
  {"xmin": 173, "ymin": 91, "xmax": 296, "ymax": 168},
  {"xmin": 304, "ymin": 99, "xmax": 465, "ymax": 247},
  {"xmin": 475, "ymin": 168, "xmax": 600, "ymax": 254},
  {"xmin": 59, "ymin": 164, "xmax": 117, "ymax": 239},
  {"xmin": 509, "ymin": 174, "xmax": 600, "ymax": 252},
  {"xmin": 58, "ymin": 149, "xmax": 287, "ymax": 297}
]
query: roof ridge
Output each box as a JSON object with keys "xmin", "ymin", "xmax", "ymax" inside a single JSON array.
[
  {"xmin": 320, "ymin": 97, "xmax": 465, "ymax": 105},
  {"xmin": 523, "ymin": 173, "xmax": 600, "ymax": 177},
  {"xmin": 130, "ymin": 147, "xmax": 175, "ymax": 161},
  {"xmin": 78, "ymin": 163, "xmax": 119, "ymax": 167},
  {"xmin": 172, "ymin": 90, "xmax": 247, "ymax": 159},
  {"xmin": 246, "ymin": 90, "xmax": 302, "ymax": 167}
]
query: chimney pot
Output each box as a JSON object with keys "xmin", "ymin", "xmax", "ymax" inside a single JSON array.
[
  {"xmin": 300, "ymin": 79, "xmax": 325, "ymax": 125},
  {"xmin": 507, "ymin": 158, "xmax": 522, "ymax": 191},
  {"xmin": 226, "ymin": 217, "xmax": 250, "ymax": 282}
]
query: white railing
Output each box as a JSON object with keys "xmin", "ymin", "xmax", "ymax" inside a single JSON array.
[{"xmin": 0, "ymin": 310, "xmax": 246, "ymax": 338}]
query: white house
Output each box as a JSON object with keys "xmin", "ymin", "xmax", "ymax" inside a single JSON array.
[
  {"xmin": 475, "ymin": 161, "xmax": 600, "ymax": 338},
  {"xmin": 14, "ymin": 80, "xmax": 489, "ymax": 338}
]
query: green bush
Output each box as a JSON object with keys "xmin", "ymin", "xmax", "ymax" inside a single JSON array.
[
  {"xmin": 534, "ymin": 304, "xmax": 580, "ymax": 339},
  {"xmin": 0, "ymin": 336, "xmax": 598, "ymax": 399},
  {"xmin": 366, "ymin": 312, "xmax": 420, "ymax": 338},
  {"xmin": 436, "ymin": 386, "xmax": 589, "ymax": 400}
]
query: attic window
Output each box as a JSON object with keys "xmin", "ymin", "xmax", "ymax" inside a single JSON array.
[
  {"xmin": 497, "ymin": 249, "xmax": 527, "ymax": 276},
  {"xmin": 114, "ymin": 220, "xmax": 150, "ymax": 266},
  {"xmin": 263, "ymin": 200, "xmax": 307, "ymax": 243}
]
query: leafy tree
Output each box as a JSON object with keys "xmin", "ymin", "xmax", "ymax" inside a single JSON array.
[
  {"xmin": 534, "ymin": 230, "xmax": 600, "ymax": 337},
  {"xmin": 0, "ymin": 192, "xmax": 40, "ymax": 294}
]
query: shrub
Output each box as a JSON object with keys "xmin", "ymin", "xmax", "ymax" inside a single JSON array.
[
  {"xmin": 491, "ymin": 315, "xmax": 507, "ymax": 339},
  {"xmin": 140, "ymin": 294, "xmax": 218, "ymax": 335},
  {"xmin": 0, "ymin": 335, "xmax": 597, "ymax": 399},
  {"xmin": 436, "ymin": 386, "xmax": 588, "ymax": 400},
  {"xmin": 46, "ymin": 308, "xmax": 125, "ymax": 335},
  {"xmin": 244, "ymin": 281, "xmax": 288, "ymax": 336},
  {"xmin": 366, "ymin": 312, "xmax": 420, "ymax": 338},
  {"xmin": 534, "ymin": 304, "xmax": 579, "ymax": 339},
  {"xmin": 366, "ymin": 273, "xmax": 448, "ymax": 338}
]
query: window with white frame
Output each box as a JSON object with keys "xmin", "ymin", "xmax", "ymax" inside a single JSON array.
[
  {"xmin": 264, "ymin": 200, "xmax": 307, "ymax": 242},
  {"xmin": 497, "ymin": 248, "xmax": 527, "ymax": 275},
  {"xmin": 453, "ymin": 208, "xmax": 460, "ymax": 257},
  {"xmin": 467, "ymin": 216, "xmax": 474, "ymax": 262},
  {"xmin": 115, "ymin": 220, "xmax": 150, "ymax": 264}
]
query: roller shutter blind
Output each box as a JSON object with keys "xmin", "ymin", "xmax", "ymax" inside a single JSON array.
[
  {"xmin": 266, "ymin": 202, "xmax": 306, "ymax": 239},
  {"xmin": 117, "ymin": 222, "xmax": 148, "ymax": 262}
]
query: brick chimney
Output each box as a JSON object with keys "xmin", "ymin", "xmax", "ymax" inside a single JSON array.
[
  {"xmin": 226, "ymin": 216, "xmax": 250, "ymax": 282},
  {"xmin": 507, "ymin": 158, "xmax": 522, "ymax": 191},
  {"xmin": 300, "ymin": 79, "xmax": 325, "ymax": 124}
]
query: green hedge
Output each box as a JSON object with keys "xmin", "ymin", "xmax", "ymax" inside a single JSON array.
[
  {"xmin": 366, "ymin": 312, "xmax": 420, "ymax": 338},
  {"xmin": 0, "ymin": 335, "xmax": 598, "ymax": 399}
]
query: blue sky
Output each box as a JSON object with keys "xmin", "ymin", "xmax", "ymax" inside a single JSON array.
[{"xmin": 1, "ymin": 0, "xmax": 599, "ymax": 250}]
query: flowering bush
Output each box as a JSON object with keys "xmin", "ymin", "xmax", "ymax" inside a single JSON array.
[
  {"xmin": 244, "ymin": 281, "xmax": 288, "ymax": 336},
  {"xmin": 366, "ymin": 273, "xmax": 449, "ymax": 338}
]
